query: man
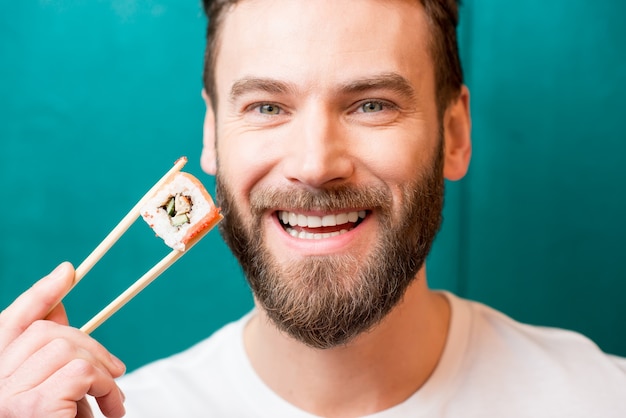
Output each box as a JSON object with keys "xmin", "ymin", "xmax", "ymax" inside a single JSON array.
[{"xmin": 1, "ymin": 0, "xmax": 625, "ymax": 417}]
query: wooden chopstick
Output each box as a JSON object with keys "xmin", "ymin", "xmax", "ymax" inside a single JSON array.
[
  {"xmin": 80, "ymin": 213, "xmax": 222, "ymax": 334},
  {"xmin": 80, "ymin": 248, "xmax": 183, "ymax": 334},
  {"xmin": 72, "ymin": 157, "xmax": 188, "ymax": 287},
  {"xmin": 66, "ymin": 155, "xmax": 223, "ymax": 334}
]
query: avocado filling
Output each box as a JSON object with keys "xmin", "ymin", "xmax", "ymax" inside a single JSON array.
[{"xmin": 161, "ymin": 194, "xmax": 192, "ymax": 227}]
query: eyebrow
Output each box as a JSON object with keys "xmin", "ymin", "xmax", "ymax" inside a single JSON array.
[
  {"xmin": 229, "ymin": 77, "xmax": 296, "ymax": 102},
  {"xmin": 338, "ymin": 72, "xmax": 416, "ymax": 100},
  {"xmin": 228, "ymin": 72, "xmax": 416, "ymax": 102}
]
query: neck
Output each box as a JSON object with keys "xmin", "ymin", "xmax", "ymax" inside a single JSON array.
[{"xmin": 243, "ymin": 268, "xmax": 450, "ymax": 417}]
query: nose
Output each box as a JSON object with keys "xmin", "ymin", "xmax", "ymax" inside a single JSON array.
[{"xmin": 282, "ymin": 104, "xmax": 354, "ymax": 188}]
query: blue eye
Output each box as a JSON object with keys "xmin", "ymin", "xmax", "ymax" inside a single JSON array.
[
  {"xmin": 361, "ymin": 101, "xmax": 384, "ymax": 113},
  {"xmin": 259, "ymin": 104, "xmax": 281, "ymax": 115}
]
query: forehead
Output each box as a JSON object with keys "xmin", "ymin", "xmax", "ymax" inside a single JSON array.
[{"xmin": 214, "ymin": 0, "xmax": 433, "ymax": 97}]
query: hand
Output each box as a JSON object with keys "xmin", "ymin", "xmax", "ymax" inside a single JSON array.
[{"xmin": 0, "ymin": 263, "xmax": 126, "ymax": 418}]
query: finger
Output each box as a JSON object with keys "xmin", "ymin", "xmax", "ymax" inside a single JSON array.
[
  {"xmin": 0, "ymin": 320, "xmax": 125, "ymax": 382},
  {"xmin": 0, "ymin": 262, "xmax": 75, "ymax": 349},
  {"xmin": 4, "ymin": 339, "xmax": 95, "ymax": 389},
  {"xmin": 12, "ymin": 359, "xmax": 125, "ymax": 418},
  {"xmin": 46, "ymin": 301, "xmax": 70, "ymax": 326},
  {"xmin": 77, "ymin": 397, "xmax": 95, "ymax": 418},
  {"xmin": 94, "ymin": 387, "xmax": 126, "ymax": 418},
  {"xmin": 2, "ymin": 341, "xmax": 126, "ymax": 418},
  {"xmin": 41, "ymin": 359, "xmax": 126, "ymax": 418}
]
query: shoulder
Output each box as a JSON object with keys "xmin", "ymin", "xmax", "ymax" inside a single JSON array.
[
  {"xmin": 462, "ymin": 294, "xmax": 621, "ymax": 364},
  {"xmin": 123, "ymin": 311, "xmax": 249, "ymax": 381},
  {"xmin": 112, "ymin": 312, "xmax": 254, "ymax": 416},
  {"xmin": 454, "ymin": 293, "xmax": 626, "ymax": 374},
  {"xmin": 445, "ymin": 293, "xmax": 626, "ymax": 414}
]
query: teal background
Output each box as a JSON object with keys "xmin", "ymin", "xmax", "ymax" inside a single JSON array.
[{"xmin": 1, "ymin": 1, "xmax": 625, "ymax": 373}]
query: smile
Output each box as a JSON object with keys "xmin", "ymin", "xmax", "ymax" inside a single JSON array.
[{"xmin": 277, "ymin": 210, "xmax": 367, "ymax": 239}]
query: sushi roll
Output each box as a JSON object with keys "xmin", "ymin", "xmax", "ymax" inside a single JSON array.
[{"xmin": 140, "ymin": 172, "xmax": 222, "ymax": 251}]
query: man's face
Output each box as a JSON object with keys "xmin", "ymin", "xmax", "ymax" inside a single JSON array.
[{"xmin": 208, "ymin": 0, "xmax": 448, "ymax": 348}]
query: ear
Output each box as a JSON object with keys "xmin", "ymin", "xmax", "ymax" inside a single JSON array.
[
  {"xmin": 442, "ymin": 85, "xmax": 471, "ymax": 181},
  {"xmin": 200, "ymin": 89, "xmax": 217, "ymax": 175}
]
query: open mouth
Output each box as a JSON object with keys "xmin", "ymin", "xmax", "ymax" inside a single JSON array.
[{"xmin": 277, "ymin": 210, "xmax": 368, "ymax": 239}]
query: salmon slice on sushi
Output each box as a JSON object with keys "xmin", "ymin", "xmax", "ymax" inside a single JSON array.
[
  {"xmin": 141, "ymin": 172, "xmax": 222, "ymax": 251},
  {"xmin": 66, "ymin": 157, "xmax": 223, "ymax": 334}
]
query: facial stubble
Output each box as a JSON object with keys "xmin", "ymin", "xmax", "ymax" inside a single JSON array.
[{"xmin": 216, "ymin": 142, "xmax": 444, "ymax": 349}]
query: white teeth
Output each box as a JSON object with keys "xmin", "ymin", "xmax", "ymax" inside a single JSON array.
[
  {"xmin": 279, "ymin": 210, "xmax": 367, "ymax": 229},
  {"xmin": 322, "ymin": 214, "xmax": 336, "ymax": 226},
  {"xmin": 285, "ymin": 228, "xmax": 348, "ymax": 239},
  {"xmin": 335, "ymin": 213, "xmax": 348, "ymax": 225},
  {"xmin": 307, "ymin": 216, "xmax": 323, "ymax": 228}
]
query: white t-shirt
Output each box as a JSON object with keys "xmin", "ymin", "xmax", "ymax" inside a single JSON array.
[{"xmin": 91, "ymin": 293, "xmax": 626, "ymax": 417}]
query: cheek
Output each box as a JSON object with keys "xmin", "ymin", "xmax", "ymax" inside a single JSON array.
[
  {"xmin": 216, "ymin": 127, "xmax": 280, "ymax": 200},
  {"xmin": 359, "ymin": 134, "xmax": 434, "ymax": 185}
]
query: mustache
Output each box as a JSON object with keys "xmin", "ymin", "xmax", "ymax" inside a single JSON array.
[{"xmin": 248, "ymin": 185, "xmax": 392, "ymax": 214}]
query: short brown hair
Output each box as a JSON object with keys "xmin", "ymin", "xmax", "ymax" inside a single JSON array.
[{"xmin": 202, "ymin": 0, "xmax": 463, "ymax": 117}]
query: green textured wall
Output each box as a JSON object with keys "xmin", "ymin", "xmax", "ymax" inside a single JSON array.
[
  {"xmin": 1, "ymin": 1, "xmax": 625, "ymax": 373},
  {"xmin": 430, "ymin": 0, "xmax": 626, "ymax": 356},
  {"xmin": 0, "ymin": 1, "xmax": 254, "ymax": 371}
]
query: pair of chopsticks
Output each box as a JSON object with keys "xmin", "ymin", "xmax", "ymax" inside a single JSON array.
[{"xmin": 69, "ymin": 157, "xmax": 215, "ymax": 334}]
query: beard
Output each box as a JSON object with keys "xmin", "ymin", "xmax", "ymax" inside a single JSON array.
[{"xmin": 215, "ymin": 141, "xmax": 444, "ymax": 349}]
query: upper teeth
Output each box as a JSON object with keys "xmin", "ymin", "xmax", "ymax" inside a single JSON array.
[{"xmin": 279, "ymin": 210, "xmax": 366, "ymax": 228}]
